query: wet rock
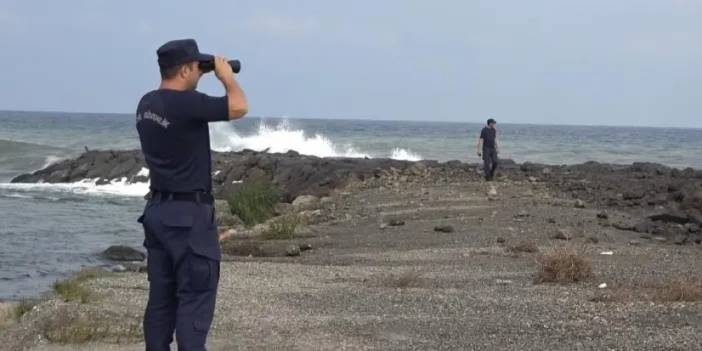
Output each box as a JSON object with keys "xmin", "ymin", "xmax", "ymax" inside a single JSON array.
[
  {"xmin": 434, "ymin": 225, "xmax": 455, "ymax": 233},
  {"xmin": 285, "ymin": 245, "xmax": 301, "ymax": 257},
  {"xmin": 292, "ymin": 195, "xmax": 320, "ymax": 212},
  {"xmin": 102, "ymin": 246, "xmax": 145, "ymax": 262}
]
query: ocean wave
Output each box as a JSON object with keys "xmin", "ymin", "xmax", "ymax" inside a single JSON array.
[
  {"xmin": 210, "ymin": 120, "xmax": 422, "ymax": 160},
  {"xmin": 0, "ymin": 178, "xmax": 149, "ymax": 198}
]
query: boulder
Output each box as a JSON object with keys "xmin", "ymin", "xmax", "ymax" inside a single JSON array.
[
  {"xmin": 214, "ymin": 200, "xmax": 243, "ymax": 227},
  {"xmin": 292, "ymin": 195, "xmax": 320, "ymax": 212},
  {"xmin": 102, "ymin": 246, "xmax": 145, "ymax": 262},
  {"xmin": 286, "ymin": 244, "xmax": 301, "ymax": 257}
]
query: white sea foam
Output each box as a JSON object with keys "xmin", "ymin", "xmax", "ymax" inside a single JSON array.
[
  {"xmin": 210, "ymin": 120, "xmax": 422, "ymax": 161},
  {"xmin": 136, "ymin": 167, "xmax": 150, "ymax": 177},
  {"xmin": 0, "ymin": 178, "xmax": 149, "ymax": 197},
  {"xmin": 390, "ymin": 148, "xmax": 422, "ymax": 161},
  {"xmin": 41, "ymin": 155, "xmax": 65, "ymax": 169}
]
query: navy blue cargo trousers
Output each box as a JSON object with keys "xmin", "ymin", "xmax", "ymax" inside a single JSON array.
[{"xmin": 138, "ymin": 198, "xmax": 221, "ymax": 351}]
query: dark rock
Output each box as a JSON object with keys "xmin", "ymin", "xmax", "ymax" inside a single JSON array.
[
  {"xmin": 388, "ymin": 219, "xmax": 406, "ymax": 226},
  {"xmin": 299, "ymin": 243, "xmax": 313, "ymax": 251},
  {"xmin": 285, "ymin": 245, "xmax": 301, "ymax": 257},
  {"xmin": 648, "ymin": 212, "xmax": 689, "ymax": 224},
  {"xmin": 633, "ymin": 221, "xmax": 655, "ymax": 234},
  {"xmin": 102, "ymin": 246, "xmax": 145, "ymax": 262},
  {"xmin": 496, "ymin": 237, "xmax": 506, "ymax": 244},
  {"xmin": 434, "ymin": 225, "xmax": 455, "ymax": 233},
  {"xmin": 596, "ymin": 211, "xmax": 609, "ymax": 220},
  {"xmin": 547, "ymin": 218, "xmax": 557, "ymax": 224},
  {"xmin": 640, "ymin": 234, "xmax": 652, "ymax": 240},
  {"xmin": 673, "ymin": 235, "xmax": 688, "ymax": 245},
  {"xmin": 514, "ymin": 210, "xmax": 530, "ymax": 219}
]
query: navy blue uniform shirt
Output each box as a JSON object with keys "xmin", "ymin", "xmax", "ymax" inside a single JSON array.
[
  {"xmin": 480, "ymin": 126, "xmax": 497, "ymax": 149},
  {"xmin": 136, "ymin": 90, "xmax": 228, "ymax": 193}
]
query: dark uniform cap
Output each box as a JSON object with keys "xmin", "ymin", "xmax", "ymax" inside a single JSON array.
[
  {"xmin": 487, "ymin": 118, "xmax": 497, "ymax": 125},
  {"xmin": 157, "ymin": 39, "xmax": 214, "ymax": 68}
]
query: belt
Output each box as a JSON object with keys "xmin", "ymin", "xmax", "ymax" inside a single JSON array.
[{"xmin": 150, "ymin": 191, "xmax": 214, "ymax": 205}]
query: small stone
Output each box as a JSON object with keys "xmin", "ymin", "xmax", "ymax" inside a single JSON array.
[
  {"xmin": 640, "ymin": 234, "xmax": 652, "ymax": 240},
  {"xmin": 598, "ymin": 283, "xmax": 607, "ymax": 289},
  {"xmin": 434, "ymin": 225, "xmax": 455, "ymax": 233},
  {"xmin": 653, "ymin": 236, "xmax": 667, "ymax": 243},
  {"xmin": 388, "ymin": 219, "xmax": 405, "ymax": 226},
  {"xmin": 495, "ymin": 279, "xmax": 513, "ymax": 285},
  {"xmin": 379, "ymin": 223, "xmax": 388, "ymax": 229},
  {"xmin": 586, "ymin": 236, "xmax": 599, "ymax": 244},
  {"xmin": 496, "ymin": 237, "xmax": 506, "ymax": 244},
  {"xmin": 547, "ymin": 218, "xmax": 557, "ymax": 224},
  {"xmin": 285, "ymin": 245, "xmax": 301, "ymax": 257},
  {"xmin": 552, "ymin": 229, "xmax": 571, "ymax": 241},
  {"xmin": 574, "ymin": 200, "xmax": 586, "ymax": 208},
  {"xmin": 628, "ymin": 240, "xmax": 641, "ymax": 246},
  {"xmin": 515, "ymin": 210, "xmax": 530, "ymax": 219},
  {"xmin": 597, "ymin": 211, "xmax": 609, "ymax": 220},
  {"xmin": 528, "ymin": 176, "xmax": 538, "ymax": 183}
]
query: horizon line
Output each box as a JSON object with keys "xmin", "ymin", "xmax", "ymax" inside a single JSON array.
[{"xmin": 0, "ymin": 108, "xmax": 700, "ymax": 130}]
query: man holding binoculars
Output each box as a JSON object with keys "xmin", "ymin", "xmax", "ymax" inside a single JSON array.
[{"xmin": 136, "ymin": 38, "xmax": 247, "ymax": 350}]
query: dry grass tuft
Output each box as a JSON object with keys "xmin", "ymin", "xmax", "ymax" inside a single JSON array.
[
  {"xmin": 506, "ymin": 241, "xmax": 540, "ymax": 254},
  {"xmin": 387, "ymin": 271, "xmax": 425, "ymax": 289},
  {"xmin": 653, "ymin": 279, "xmax": 702, "ymax": 302},
  {"xmin": 534, "ymin": 249, "xmax": 593, "ymax": 284}
]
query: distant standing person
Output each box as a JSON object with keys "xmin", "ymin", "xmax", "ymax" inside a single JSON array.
[{"xmin": 477, "ymin": 118, "xmax": 499, "ymax": 181}]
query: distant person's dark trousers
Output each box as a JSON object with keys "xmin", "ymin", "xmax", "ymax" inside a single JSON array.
[
  {"xmin": 138, "ymin": 197, "xmax": 221, "ymax": 351},
  {"xmin": 483, "ymin": 147, "xmax": 498, "ymax": 180}
]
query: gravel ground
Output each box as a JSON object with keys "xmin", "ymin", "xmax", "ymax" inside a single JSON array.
[{"xmin": 1, "ymin": 178, "xmax": 701, "ymax": 350}]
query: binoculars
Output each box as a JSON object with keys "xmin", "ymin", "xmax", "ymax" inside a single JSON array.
[{"xmin": 199, "ymin": 59, "xmax": 241, "ymax": 74}]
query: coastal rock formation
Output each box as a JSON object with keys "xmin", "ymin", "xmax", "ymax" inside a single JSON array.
[{"xmin": 10, "ymin": 149, "xmax": 702, "ymax": 236}]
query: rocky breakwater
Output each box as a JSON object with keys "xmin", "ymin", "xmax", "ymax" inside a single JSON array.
[{"xmin": 10, "ymin": 149, "xmax": 485, "ymax": 201}]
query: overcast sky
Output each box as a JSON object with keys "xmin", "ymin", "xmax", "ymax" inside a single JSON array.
[{"xmin": 0, "ymin": 0, "xmax": 700, "ymax": 127}]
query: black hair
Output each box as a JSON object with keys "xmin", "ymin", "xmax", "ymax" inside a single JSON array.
[{"xmin": 159, "ymin": 62, "xmax": 194, "ymax": 80}]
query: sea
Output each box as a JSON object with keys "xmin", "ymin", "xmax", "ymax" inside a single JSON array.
[{"xmin": 1, "ymin": 110, "xmax": 701, "ymax": 300}]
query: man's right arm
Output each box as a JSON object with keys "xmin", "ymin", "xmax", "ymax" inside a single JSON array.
[{"xmin": 214, "ymin": 56, "xmax": 248, "ymax": 120}]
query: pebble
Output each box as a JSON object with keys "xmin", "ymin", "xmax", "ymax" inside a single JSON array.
[{"xmin": 434, "ymin": 225, "xmax": 455, "ymax": 233}]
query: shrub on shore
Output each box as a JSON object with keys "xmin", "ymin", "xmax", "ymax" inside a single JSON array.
[
  {"xmin": 262, "ymin": 215, "xmax": 300, "ymax": 240},
  {"xmin": 534, "ymin": 249, "xmax": 593, "ymax": 284},
  {"xmin": 52, "ymin": 268, "xmax": 108, "ymax": 304},
  {"xmin": 227, "ymin": 179, "xmax": 280, "ymax": 227}
]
